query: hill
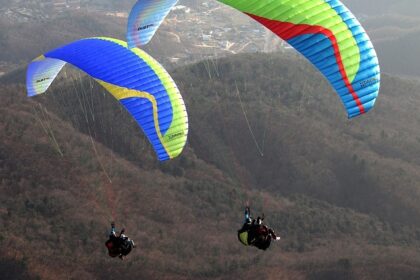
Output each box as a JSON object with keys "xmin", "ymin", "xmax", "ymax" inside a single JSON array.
[
  {"xmin": 1, "ymin": 52, "xmax": 420, "ymax": 279},
  {"xmin": 344, "ymin": 0, "xmax": 420, "ymax": 17},
  {"xmin": 0, "ymin": 10, "xmax": 125, "ymax": 65}
]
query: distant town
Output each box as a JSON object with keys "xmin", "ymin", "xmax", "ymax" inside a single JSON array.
[{"xmin": 0, "ymin": 0, "xmax": 294, "ymax": 75}]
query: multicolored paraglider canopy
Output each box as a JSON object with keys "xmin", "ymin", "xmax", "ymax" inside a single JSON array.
[
  {"xmin": 127, "ymin": 0, "xmax": 380, "ymax": 118},
  {"xmin": 26, "ymin": 37, "xmax": 188, "ymax": 161},
  {"xmin": 218, "ymin": 0, "xmax": 380, "ymax": 118}
]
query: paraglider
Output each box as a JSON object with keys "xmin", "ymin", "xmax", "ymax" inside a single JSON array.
[
  {"xmin": 26, "ymin": 38, "xmax": 188, "ymax": 260},
  {"xmin": 127, "ymin": 0, "xmax": 380, "ymax": 118},
  {"xmin": 26, "ymin": 37, "xmax": 189, "ymax": 161},
  {"xmin": 238, "ymin": 207, "xmax": 280, "ymax": 251},
  {"xmin": 218, "ymin": 0, "xmax": 380, "ymax": 118},
  {"xmin": 105, "ymin": 222, "xmax": 135, "ymax": 260},
  {"xmin": 127, "ymin": 0, "xmax": 179, "ymax": 48}
]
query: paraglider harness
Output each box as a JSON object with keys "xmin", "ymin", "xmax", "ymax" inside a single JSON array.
[
  {"xmin": 105, "ymin": 223, "xmax": 135, "ymax": 259},
  {"xmin": 238, "ymin": 207, "xmax": 279, "ymax": 250}
]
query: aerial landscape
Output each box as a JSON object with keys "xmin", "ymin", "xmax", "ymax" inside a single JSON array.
[{"xmin": 1, "ymin": 0, "xmax": 420, "ymax": 279}]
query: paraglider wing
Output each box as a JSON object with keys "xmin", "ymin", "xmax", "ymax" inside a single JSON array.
[
  {"xmin": 26, "ymin": 37, "xmax": 188, "ymax": 161},
  {"xmin": 127, "ymin": 0, "xmax": 179, "ymax": 48},
  {"xmin": 218, "ymin": 0, "xmax": 380, "ymax": 118}
]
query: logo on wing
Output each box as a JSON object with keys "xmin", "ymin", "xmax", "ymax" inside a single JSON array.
[{"xmin": 138, "ymin": 24, "xmax": 155, "ymax": 31}]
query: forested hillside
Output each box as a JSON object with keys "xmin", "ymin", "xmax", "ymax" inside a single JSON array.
[
  {"xmin": 1, "ymin": 52, "xmax": 420, "ymax": 279},
  {"xmin": 173, "ymin": 53, "xmax": 420, "ymax": 226}
]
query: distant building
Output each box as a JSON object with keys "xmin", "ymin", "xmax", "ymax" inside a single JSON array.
[
  {"xmin": 172, "ymin": 5, "xmax": 191, "ymax": 14},
  {"xmin": 105, "ymin": 12, "xmax": 128, "ymax": 18},
  {"xmin": 202, "ymin": 34, "xmax": 212, "ymax": 41}
]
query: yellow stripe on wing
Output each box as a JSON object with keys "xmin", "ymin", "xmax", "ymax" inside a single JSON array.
[{"xmin": 96, "ymin": 79, "xmax": 172, "ymax": 159}]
